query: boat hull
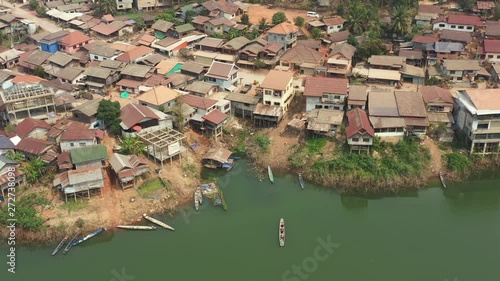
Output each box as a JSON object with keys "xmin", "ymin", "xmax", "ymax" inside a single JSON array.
[
  {"xmin": 143, "ymin": 214, "xmax": 175, "ymax": 231},
  {"xmin": 52, "ymin": 236, "xmax": 68, "ymax": 256},
  {"xmin": 279, "ymin": 218, "xmax": 285, "ymax": 247},
  {"xmin": 73, "ymin": 227, "xmax": 105, "ymax": 246},
  {"xmin": 117, "ymin": 225, "xmax": 156, "ymax": 230},
  {"xmin": 298, "ymin": 173, "xmax": 305, "ymax": 190},
  {"xmin": 268, "ymin": 166, "xmax": 274, "ymax": 184}
]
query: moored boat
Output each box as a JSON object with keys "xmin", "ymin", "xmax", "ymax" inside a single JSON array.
[
  {"xmin": 143, "ymin": 214, "xmax": 175, "ymax": 231},
  {"xmin": 63, "ymin": 231, "xmax": 80, "ymax": 255},
  {"xmin": 117, "ymin": 225, "xmax": 156, "ymax": 230},
  {"xmin": 268, "ymin": 166, "xmax": 274, "ymax": 184},
  {"xmin": 298, "ymin": 173, "xmax": 305, "ymax": 190},
  {"xmin": 279, "ymin": 218, "xmax": 285, "ymax": 247},
  {"xmin": 439, "ymin": 172, "xmax": 447, "ymax": 188},
  {"xmin": 72, "ymin": 227, "xmax": 105, "ymax": 246},
  {"xmin": 51, "ymin": 235, "xmax": 68, "ymax": 256},
  {"xmin": 194, "ymin": 186, "xmax": 201, "ymax": 211}
]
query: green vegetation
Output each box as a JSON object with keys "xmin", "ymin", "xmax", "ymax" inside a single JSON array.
[
  {"xmin": 443, "ymin": 152, "xmax": 471, "ymax": 172},
  {"xmin": 156, "ymin": 9, "xmax": 183, "ymax": 25},
  {"xmin": 20, "ymin": 158, "xmax": 48, "ymax": 184},
  {"xmin": 306, "ymin": 138, "xmax": 327, "ymax": 156},
  {"xmin": 119, "ymin": 136, "xmax": 146, "ymax": 156},
  {"xmin": 355, "ymin": 38, "xmax": 387, "ymax": 61},
  {"xmin": 311, "ymin": 28, "xmax": 322, "ymax": 39},
  {"xmin": 97, "ymin": 99, "xmax": 122, "ymax": 135},
  {"xmin": 34, "ymin": 66, "xmax": 46, "ymax": 79},
  {"xmin": 241, "ymin": 14, "xmax": 250, "ymax": 25},
  {"xmin": 138, "ymin": 178, "xmax": 166, "ymax": 195},
  {"xmin": 94, "ymin": 0, "xmax": 117, "ymax": 17},
  {"xmin": 6, "ymin": 151, "xmax": 24, "ymax": 162},
  {"xmin": 391, "ymin": 6, "xmax": 411, "ymax": 36},
  {"xmin": 246, "ymin": 28, "xmax": 260, "ymax": 40},
  {"xmin": 253, "ymin": 134, "xmax": 270, "ymax": 152},
  {"xmin": 61, "ymin": 200, "xmax": 89, "ymax": 214},
  {"xmin": 253, "ymin": 59, "xmax": 267, "ymax": 69},
  {"xmin": 225, "ymin": 28, "xmax": 244, "ymax": 40},
  {"xmin": 0, "ymin": 192, "xmax": 50, "ymax": 230},
  {"xmin": 294, "ymin": 16, "xmax": 304, "ymax": 27},
  {"xmin": 258, "ymin": 17, "xmax": 268, "ymax": 31},
  {"xmin": 185, "ymin": 10, "xmax": 198, "ymax": 23},
  {"xmin": 182, "ymin": 162, "xmax": 197, "ymax": 177},
  {"xmin": 234, "ymin": 130, "xmax": 248, "ymax": 153},
  {"xmin": 272, "ymin": 12, "xmax": 287, "ymax": 25}
]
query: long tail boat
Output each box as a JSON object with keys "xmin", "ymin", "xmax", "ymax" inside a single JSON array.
[
  {"xmin": 143, "ymin": 214, "xmax": 175, "ymax": 231},
  {"xmin": 72, "ymin": 227, "xmax": 105, "ymax": 246},
  {"xmin": 117, "ymin": 225, "xmax": 156, "ymax": 230},
  {"xmin": 62, "ymin": 231, "xmax": 80, "ymax": 255},
  {"xmin": 268, "ymin": 166, "xmax": 274, "ymax": 184},
  {"xmin": 298, "ymin": 173, "xmax": 305, "ymax": 190},
  {"xmin": 51, "ymin": 235, "xmax": 68, "ymax": 256}
]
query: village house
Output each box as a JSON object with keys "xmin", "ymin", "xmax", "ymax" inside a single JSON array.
[
  {"xmin": 0, "ymin": 155, "xmax": 24, "ymax": 199},
  {"xmin": 136, "ymin": 85, "xmax": 179, "ymax": 111},
  {"xmin": 196, "ymin": 37, "xmax": 226, "ymax": 52},
  {"xmin": 87, "ymin": 44, "xmax": 122, "ymax": 61},
  {"xmin": 70, "ymin": 144, "xmax": 107, "ymax": 169},
  {"xmin": 204, "ymin": 61, "xmax": 239, "ymax": 92},
  {"xmin": 59, "ymin": 129, "xmax": 102, "ymax": 152},
  {"xmin": 204, "ymin": 17, "xmax": 236, "ymax": 35},
  {"xmin": 18, "ymin": 49, "xmax": 52, "ymax": 73},
  {"xmin": 58, "ymin": 31, "xmax": 91, "ymax": 55},
  {"xmin": 475, "ymin": 1, "xmax": 495, "ymax": 13},
  {"xmin": 47, "ymin": 118, "xmax": 89, "ymax": 143},
  {"xmin": 454, "ymin": 89, "xmax": 500, "ymax": 154},
  {"xmin": 432, "ymin": 14, "xmax": 482, "ymax": 33},
  {"xmin": 420, "ymin": 85, "xmax": 455, "ymax": 142},
  {"xmin": 440, "ymin": 59, "xmax": 481, "ymax": 82},
  {"xmin": 202, "ymin": 109, "xmax": 229, "ymax": 140},
  {"xmin": 201, "ymin": 147, "xmax": 233, "ymax": 169},
  {"xmin": 225, "ymin": 92, "xmax": 261, "ymax": 119},
  {"xmin": 428, "ymin": 42, "xmax": 465, "ymax": 61},
  {"xmin": 45, "ymin": 51, "xmax": 80, "ymax": 77},
  {"xmin": 115, "ymin": 46, "xmax": 154, "ymax": 63},
  {"xmin": 201, "ymin": 0, "xmax": 241, "ymax": 20},
  {"xmin": 415, "ymin": 4, "xmax": 444, "ymax": 26},
  {"xmin": 279, "ymin": 45, "xmax": 325, "ymax": 75},
  {"xmin": 54, "ymin": 66, "xmax": 85, "ymax": 85},
  {"xmin": 328, "ymin": 30, "xmax": 351, "ymax": 46},
  {"xmin": 260, "ymin": 69, "xmax": 294, "ymax": 112},
  {"xmin": 135, "ymin": 33, "xmax": 156, "ymax": 47},
  {"xmin": 297, "ymin": 40, "xmax": 321, "ymax": 51},
  {"xmin": 368, "ymin": 55, "xmax": 406, "ymax": 70},
  {"xmin": 368, "ymin": 91, "xmax": 406, "ymax": 139},
  {"xmin": 185, "ymin": 81, "xmax": 219, "ymax": 97},
  {"xmin": 151, "ymin": 20, "xmax": 174, "ymax": 38},
  {"xmin": 109, "ymin": 153, "xmax": 149, "ymax": 189},
  {"xmin": 40, "ymin": 30, "xmax": 70, "ymax": 54},
  {"xmin": 192, "ymin": 15, "xmax": 211, "ymax": 31},
  {"xmin": 180, "ymin": 61, "xmax": 207, "ymax": 80},
  {"xmin": 221, "ymin": 36, "xmax": 250, "ymax": 55},
  {"xmin": 345, "ymin": 108, "xmax": 375, "ymax": 153},
  {"xmin": 71, "ymin": 97, "xmax": 102, "ymax": 124},
  {"xmin": 0, "ymin": 83, "xmax": 56, "ymax": 124},
  {"xmin": 411, "ymin": 35, "xmax": 438, "ymax": 51},
  {"xmin": 0, "ymin": 135, "xmax": 15, "ymax": 155},
  {"xmin": 347, "ymin": 85, "xmax": 368, "ymax": 110},
  {"xmin": 480, "ymin": 39, "xmax": 500, "ymax": 63},
  {"xmin": 439, "ymin": 30, "xmax": 472, "ymax": 45},
  {"xmin": 322, "ymin": 17, "xmax": 345, "ymax": 34},
  {"xmin": 327, "ymin": 43, "xmax": 356, "ymax": 77},
  {"xmin": 56, "ymin": 150, "xmax": 73, "ymax": 172},
  {"xmin": 304, "ymin": 76, "xmax": 348, "ymax": 112},
  {"xmin": 394, "ymin": 91, "xmax": 429, "ymax": 138},
  {"xmin": 13, "ymin": 117, "xmax": 51, "ymax": 139},
  {"xmin": 398, "ymin": 49, "xmax": 423, "ymax": 67},
  {"xmin": 116, "ymin": 0, "xmax": 133, "ymax": 10},
  {"xmin": 485, "ymin": 21, "xmax": 500, "ymax": 38},
  {"xmin": 178, "ymin": 3, "xmax": 203, "ymax": 18},
  {"xmin": 0, "ymin": 49, "xmax": 24, "ymax": 69},
  {"xmin": 306, "ymin": 109, "xmax": 344, "ymax": 137},
  {"xmin": 91, "ymin": 21, "xmax": 134, "ymax": 40},
  {"xmin": 135, "ymin": 0, "xmax": 168, "ymax": 11},
  {"xmin": 83, "ymin": 66, "xmax": 118, "ymax": 92},
  {"xmin": 181, "ymin": 94, "xmax": 218, "ymax": 118},
  {"xmin": 120, "ymin": 103, "xmax": 173, "ymax": 135},
  {"xmin": 267, "ymin": 22, "xmax": 299, "ymax": 52},
  {"xmin": 400, "ymin": 64, "xmax": 425, "ymax": 85},
  {"xmin": 170, "ymin": 24, "xmax": 196, "ymax": 39},
  {"xmin": 120, "ymin": 64, "xmax": 154, "ymax": 84},
  {"xmin": 53, "ymin": 166, "xmax": 105, "ymax": 202},
  {"xmin": 14, "ymin": 138, "xmax": 55, "ymax": 160}
]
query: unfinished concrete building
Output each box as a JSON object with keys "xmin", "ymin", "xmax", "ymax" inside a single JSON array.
[
  {"xmin": 137, "ymin": 127, "xmax": 186, "ymax": 168},
  {"xmin": 0, "ymin": 83, "xmax": 56, "ymax": 124}
]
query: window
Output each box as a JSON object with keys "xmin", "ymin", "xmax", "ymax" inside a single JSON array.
[
  {"xmin": 265, "ymin": 90, "xmax": 272, "ymax": 95},
  {"xmin": 458, "ymin": 26, "xmax": 464, "ymax": 29},
  {"xmin": 79, "ymin": 142, "xmax": 87, "ymax": 146},
  {"xmin": 467, "ymin": 26, "xmax": 472, "ymax": 30},
  {"xmin": 449, "ymin": 70, "xmax": 455, "ymax": 74},
  {"xmin": 477, "ymin": 123, "xmax": 489, "ymax": 130},
  {"xmin": 224, "ymin": 104, "xmax": 230, "ymax": 110},
  {"xmin": 207, "ymin": 77, "xmax": 216, "ymax": 82},
  {"xmin": 450, "ymin": 25, "xmax": 456, "ymax": 28},
  {"xmin": 265, "ymin": 101, "xmax": 271, "ymax": 105},
  {"xmin": 334, "ymin": 95, "xmax": 341, "ymax": 100},
  {"xmin": 439, "ymin": 24, "xmax": 445, "ymax": 27},
  {"xmin": 488, "ymin": 55, "xmax": 494, "ymax": 59},
  {"xmin": 94, "ymin": 55, "xmax": 98, "ymax": 59},
  {"xmin": 274, "ymin": 102, "xmax": 280, "ymax": 106},
  {"xmin": 70, "ymin": 143, "xmax": 74, "ymax": 147},
  {"xmin": 363, "ymin": 138, "xmax": 370, "ymax": 142},
  {"xmin": 316, "ymin": 105, "xmax": 323, "ymax": 109},
  {"xmin": 352, "ymin": 137, "xmax": 359, "ymax": 142}
]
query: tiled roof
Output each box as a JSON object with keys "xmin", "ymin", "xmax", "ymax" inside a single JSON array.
[
  {"xmin": 447, "ymin": 14, "xmax": 482, "ymax": 27},
  {"xmin": 260, "ymin": 69, "xmax": 293, "ymax": 91},
  {"xmin": 322, "ymin": 17, "xmax": 344, "ymax": 26},
  {"xmin": 420, "ymin": 85, "xmax": 454, "ymax": 104},
  {"xmin": 483, "ymin": 39, "xmax": 500, "ymax": 53},
  {"xmin": 394, "ymin": 91, "xmax": 427, "ymax": 118},
  {"xmin": 304, "ymin": 76, "xmax": 348, "ymax": 97},
  {"xmin": 152, "ymin": 20, "xmax": 174, "ymax": 33},
  {"xmin": 181, "ymin": 94, "xmax": 217, "ymax": 110},
  {"xmin": 120, "ymin": 103, "xmax": 160, "ymax": 129},
  {"xmin": 136, "ymin": 85, "xmax": 179, "ymax": 106},
  {"xmin": 439, "ymin": 29, "xmax": 472, "ymax": 43},
  {"xmin": 477, "ymin": 1, "xmax": 495, "ymax": 10},
  {"xmin": 328, "ymin": 30, "xmax": 350, "ymax": 43},
  {"xmin": 280, "ymin": 45, "xmax": 325, "ymax": 65},
  {"xmin": 192, "ymin": 16, "xmax": 210, "ymax": 25},
  {"xmin": 202, "ymin": 109, "xmax": 228, "ymax": 125},
  {"xmin": 115, "ymin": 46, "xmax": 153, "ymax": 62},
  {"xmin": 346, "ymin": 108, "xmax": 374, "ymax": 138},
  {"xmin": 15, "ymin": 138, "xmax": 53, "ymax": 155},
  {"xmin": 268, "ymin": 22, "xmax": 299, "ymax": 35},
  {"xmin": 12, "ymin": 74, "xmax": 46, "ymax": 84},
  {"xmin": 14, "ymin": 117, "xmax": 51, "ymax": 138},
  {"xmin": 205, "ymin": 61, "xmax": 238, "ymax": 79},
  {"xmin": 59, "ymin": 31, "xmax": 90, "ymax": 46},
  {"xmin": 412, "ymin": 35, "xmax": 438, "ymax": 44},
  {"xmin": 60, "ymin": 129, "xmax": 98, "ymax": 141}
]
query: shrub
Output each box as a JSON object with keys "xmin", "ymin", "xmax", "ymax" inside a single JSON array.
[
  {"xmin": 253, "ymin": 134, "xmax": 270, "ymax": 152},
  {"xmin": 443, "ymin": 152, "xmax": 471, "ymax": 172}
]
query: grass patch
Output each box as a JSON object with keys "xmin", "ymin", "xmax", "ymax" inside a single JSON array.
[
  {"xmin": 138, "ymin": 178, "xmax": 165, "ymax": 195},
  {"xmin": 253, "ymin": 134, "xmax": 270, "ymax": 152},
  {"xmin": 443, "ymin": 152, "xmax": 471, "ymax": 172},
  {"xmin": 182, "ymin": 162, "xmax": 197, "ymax": 177},
  {"xmin": 306, "ymin": 137, "xmax": 327, "ymax": 156},
  {"xmin": 0, "ymin": 192, "xmax": 50, "ymax": 230},
  {"xmin": 234, "ymin": 130, "xmax": 248, "ymax": 153},
  {"xmin": 60, "ymin": 199, "xmax": 88, "ymax": 214}
]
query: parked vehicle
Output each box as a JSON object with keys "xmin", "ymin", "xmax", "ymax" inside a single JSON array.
[
  {"xmin": 307, "ymin": 11, "xmax": 320, "ymax": 18},
  {"xmin": 240, "ymin": 84, "xmax": 252, "ymax": 94}
]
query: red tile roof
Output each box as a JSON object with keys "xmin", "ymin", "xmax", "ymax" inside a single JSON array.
[
  {"xmin": 115, "ymin": 46, "xmax": 153, "ymax": 62},
  {"xmin": 345, "ymin": 108, "xmax": 374, "ymax": 138},
  {"xmin": 267, "ymin": 22, "xmax": 299, "ymax": 35},
  {"xmin": 59, "ymin": 31, "xmax": 91, "ymax": 47},
  {"xmin": 477, "ymin": 1, "xmax": 495, "ymax": 10},
  {"xmin": 483, "ymin": 39, "xmax": 500, "ymax": 54},
  {"xmin": 323, "ymin": 17, "xmax": 344, "ymax": 26},
  {"xmin": 12, "ymin": 74, "xmax": 47, "ymax": 84},
  {"xmin": 60, "ymin": 129, "xmax": 97, "ymax": 141},
  {"xmin": 202, "ymin": 109, "xmax": 228, "ymax": 125},
  {"xmin": 412, "ymin": 35, "xmax": 438, "ymax": 44},
  {"xmin": 447, "ymin": 14, "xmax": 483, "ymax": 27},
  {"xmin": 304, "ymin": 76, "xmax": 348, "ymax": 97},
  {"xmin": 181, "ymin": 94, "xmax": 218, "ymax": 110},
  {"xmin": 120, "ymin": 103, "xmax": 160, "ymax": 129},
  {"xmin": 420, "ymin": 86, "xmax": 454, "ymax": 104},
  {"xmin": 15, "ymin": 138, "xmax": 53, "ymax": 155},
  {"xmin": 14, "ymin": 117, "xmax": 51, "ymax": 138}
]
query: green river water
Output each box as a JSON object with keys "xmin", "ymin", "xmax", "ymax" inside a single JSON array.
[{"xmin": 2, "ymin": 160, "xmax": 500, "ymax": 281}]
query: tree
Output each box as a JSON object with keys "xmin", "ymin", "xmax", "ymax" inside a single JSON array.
[
  {"xmin": 20, "ymin": 158, "xmax": 47, "ymax": 184},
  {"xmin": 459, "ymin": 0, "xmax": 475, "ymax": 11},
  {"xmin": 345, "ymin": 1, "xmax": 371, "ymax": 35},
  {"xmin": 34, "ymin": 66, "xmax": 46, "ymax": 78},
  {"xmin": 241, "ymin": 14, "xmax": 250, "ymax": 25},
  {"xmin": 119, "ymin": 136, "xmax": 146, "ymax": 155},
  {"xmin": 97, "ymin": 99, "xmax": 121, "ymax": 135},
  {"xmin": 311, "ymin": 28, "xmax": 322, "ymax": 39},
  {"xmin": 155, "ymin": 9, "xmax": 183, "ymax": 25},
  {"xmin": 94, "ymin": 0, "xmax": 117, "ymax": 17},
  {"xmin": 294, "ymin": 16, "xmax": 304, "ymax": 27},
  {"xmin": 391, "ymin": 6, "xmax": 410, "ymax": 36},
  {"xmin": 178, "ymin": 48, "xmax": 194, "ymax": 60},
  {"xmin": 134, "ymin": 19, "xmax": 146, "ymax": 32},
  {"xmin": 6, "ymin": 151, "xmax": 24, "ymax": 162},
  {"xmin": 185, "ymin": 10, "xmax": 197, "ymax": 24},
  {"xmin": 36, "ymin": 6, "xmax": 47, "ymax": 17},
  {"xmin": 29, "ymin": 0, "xmax": 39, "ymax": 10},
  {"xmin": 355, "ymin": 38, "xmax": 387, "ymax": 61},
  {"xmin": 246, "ymin": 28, "xmax": 260, "ymax": 40},
  {"xmin": 258, "ymin": 17, "xmax": 268, "ymax": 31},
  {"xmin": 494, "ymin": 4, "xmax": 500, "ymax": 20},
  {"xmin": 347, "ymin": 34, "xmax": 359, "ymax": 47},
  {"xmin": 4, "ymin": 122, "xmax": 14, "ymax": 134},
  {"xmin": 336, "ymin": 3, "xmax": 344, "ymax": 16},
  {"xmin": 272, "ymin": 12, "xmax": 287, "ymax": 25},
  {"xmin": 225, "ymin": 28, "xmax": 243, "ymax": 40}
]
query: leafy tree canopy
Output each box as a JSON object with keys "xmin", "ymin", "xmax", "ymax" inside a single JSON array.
[
  {"xmin": 241, "ymin": 14, "xmax": 250, "ymax": 25},
  {"xmin": 272, "ymin": 12, "xmax": 287, "ymax": 25},
  {"xmin": 97, "ymin": 100, "xmax": 121, "ymax": 129},
  {"xmin": 356, "ymin": 38, "xmax": 387, "ymax": 61},
  {"xmin": 294, "ymin": 16, "xmax": 304, "ymax": 27}
]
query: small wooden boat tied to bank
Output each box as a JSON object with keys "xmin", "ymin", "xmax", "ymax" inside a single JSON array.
[
  {"xmin": 72, "ymin": 227, "xmax": 105, "ymax": 246},
  {"xmin": 298, "ymin": 173, "xmax": 305, "ymax": 190},
  {"xmin": 117, "ymin": 225, "xmax": 156, "ymax": 230},
  {"xmin": 52, "ymin": 235, "xmax": 69, "ymax": 256},
  {"xmin": 194, "ymin": 186, "xmax": 202, "ymax": 211},
  {"xmin": 439, "ymin": 172, "xmax": 447, "ymax": 188},
  {"xmin": 143, "ymin": 214, "xmax": 175, "ymax": 231},
  {"xmin": 63, "ymin": 231, "xmax": 81, "ymax": 255},
  {"xmin": 279, "ymin": 218, "xmax": 285, "ymax": 247},
  {"xmin": 268, "ymin": 165, "xmax": 274, "ymax": 184}
]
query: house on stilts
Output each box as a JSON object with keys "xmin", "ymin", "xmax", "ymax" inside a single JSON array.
[
  {"xmin": 109, "ymin": 153, "xmax": 150, "ymax": 189},
  {"xmin": 202, "ymin": 147, "xmax": 233, "ymax": 169}
]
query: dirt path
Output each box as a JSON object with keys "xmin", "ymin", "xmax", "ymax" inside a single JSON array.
[
  {"xmin": 243, "ymin": 4, "xmax": 314, "ymax": 25},
  {"xmin": 423, "ymin": 137, "xmax": 443, "ymax": 174},
  {"xmin": 3, "ymin": 2, "xmax": 62, "ymax": 33}
]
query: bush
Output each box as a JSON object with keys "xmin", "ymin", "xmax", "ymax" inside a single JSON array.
[
  {"xmin": 253, "ymin": 59, "xmax": 267, "ymax": 69},
  {"xmin": 272, "ymin": 12, "xmax": 287, "ymax": 25},
  {"xmin": 443, "ymin": 152, "xmax": 471, "ymax": 172},
  {"xmin": 306, "ymin": 138, "xmax": 327, "ymax": 156},
  {"xmin": 0, "ymin": 192, "xmax": 49, "ymax": 230},
  {"xmin": 253, "ymin": 134, "xmax": 270, "ymax": 152},
  {"xmin": 294, "ymin": 16, "xmax": 304, "ymax": 27},
  {"xmin": 241, "ymin": 14, "xmax": 250, "ymax": 25}
]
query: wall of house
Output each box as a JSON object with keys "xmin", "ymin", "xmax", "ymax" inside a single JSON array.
[
  {"xmin": 41, "ymin": 42, "xmax": 59, "ymax": 54},
  {"xmin": 305, "ymin": 96, "xmax": 345, "ymax": 112},
  {"xmin": 139, "ymin": 99, "xmax": 177, "ymax": 111},
  {"xmin": 90, "ymin": 53, "xmax": 114, "ymax": 62},
  {"xmin": 433, "ymin": 22, "xmax": 475, "ymax": 32},
  {"xmin": 374, "ymin": 128, "xmax": 405, "ymax": 137},
  {"xmin": 300, "ymin": 66, "xmax": 316, "ymax": 76},
  {"xmin": 116, "ymin": 0, "xmax": 133, "ymax": 10},
  {"xmin": 326, "ymin": 24, "xmax": 343, "ymax": 34},
  {"xmin": 347, "ymin": 133, "xmax": 373, "ymax": 146},
  {"xmin": 75, "ymin": 160, "xmax": 104, "ymax": 169},
  {"xmin": 262, "ymin": 79, "xmax": 294, "ymax": 111},
  {"xmin": 205, "ymin": 75, "xmax": 237, "ymax": 91},
  {"xmin": 204, "ymin": 23, "xmax": 223, "ymax": 35},
  {"xmin": 60, "ymin": 73, "xmax": 85, "ymax": 85},
  {"xmin": 222, "ymin": 12, "xmax": 235, "ymax": 20},
  {"xmin": 118, "ymin": 26, "xmax": 134, "ymax": 37},
  {"xmin": 119, "ymin": 85, "xmax": 140, "ymax": 94},
  {"xmin": 484, "ymin": 52, "xmax": 500, "ymax": 63},
  {"xmin": 60, "ymin": 139, "xmax": 96, "ymax": 152}
]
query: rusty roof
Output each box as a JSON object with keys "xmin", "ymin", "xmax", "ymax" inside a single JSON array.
[
  {"xmin": 120, "ymin": 103, "xmax": 160, "ymax": 130},
  {"xmin": 202, "ymin": 109, "xmax": 228, "ymax": 125},
  {"xmin": 60, "ymin": 129, "xmax": 98, "ymax": 141},
  {"xmin": 420, "ymin": 86, "xmax": 454, "ymax": 104},
  {"xmin": 304, "ymin": 76, "xmax": 348, "ymax": 97},
  {"xmin": 15, "ymin": 138, "xmax": 53, "ymax": 155},
  {"xmin": 346, "ymin": 108, "xmax": 374, "ymax": 138},
  {"xmin": 14, "ymin": 117, "xmax": 51, "ymax": 138},
  {"xmin": 181, "ymin": 94, "xmax": 217, "ymax": 110}
]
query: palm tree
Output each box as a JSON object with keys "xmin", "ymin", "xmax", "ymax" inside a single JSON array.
[
  {"xmin": 20, "ymin": 158, "xmax": 47, "ymax": 184},
  {"xmin": 96, "ymin": 0, "xmax": 117, "ymax": 16},
  {"xmin": 345, "ymin": 3, "xmax": 369, "ymax": 35},
  {"xmin": 119, "ymin": 136, "xmax": 146, "ymax": 156},
  {"xmin": 258, "ymin": 17, "xmax": 268, "ymax": 32},
  {"xmin": 391, "ymin": 6, "xmax": 410, "ymax": 36},
  {"xmin": 6, "ymin": 151, "xmax": 25, "ymax": 162}
]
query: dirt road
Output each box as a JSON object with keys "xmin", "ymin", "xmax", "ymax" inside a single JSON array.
[{"xmin": 3, "ymin": 2, "xmax": 62, "ymax": 33}]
